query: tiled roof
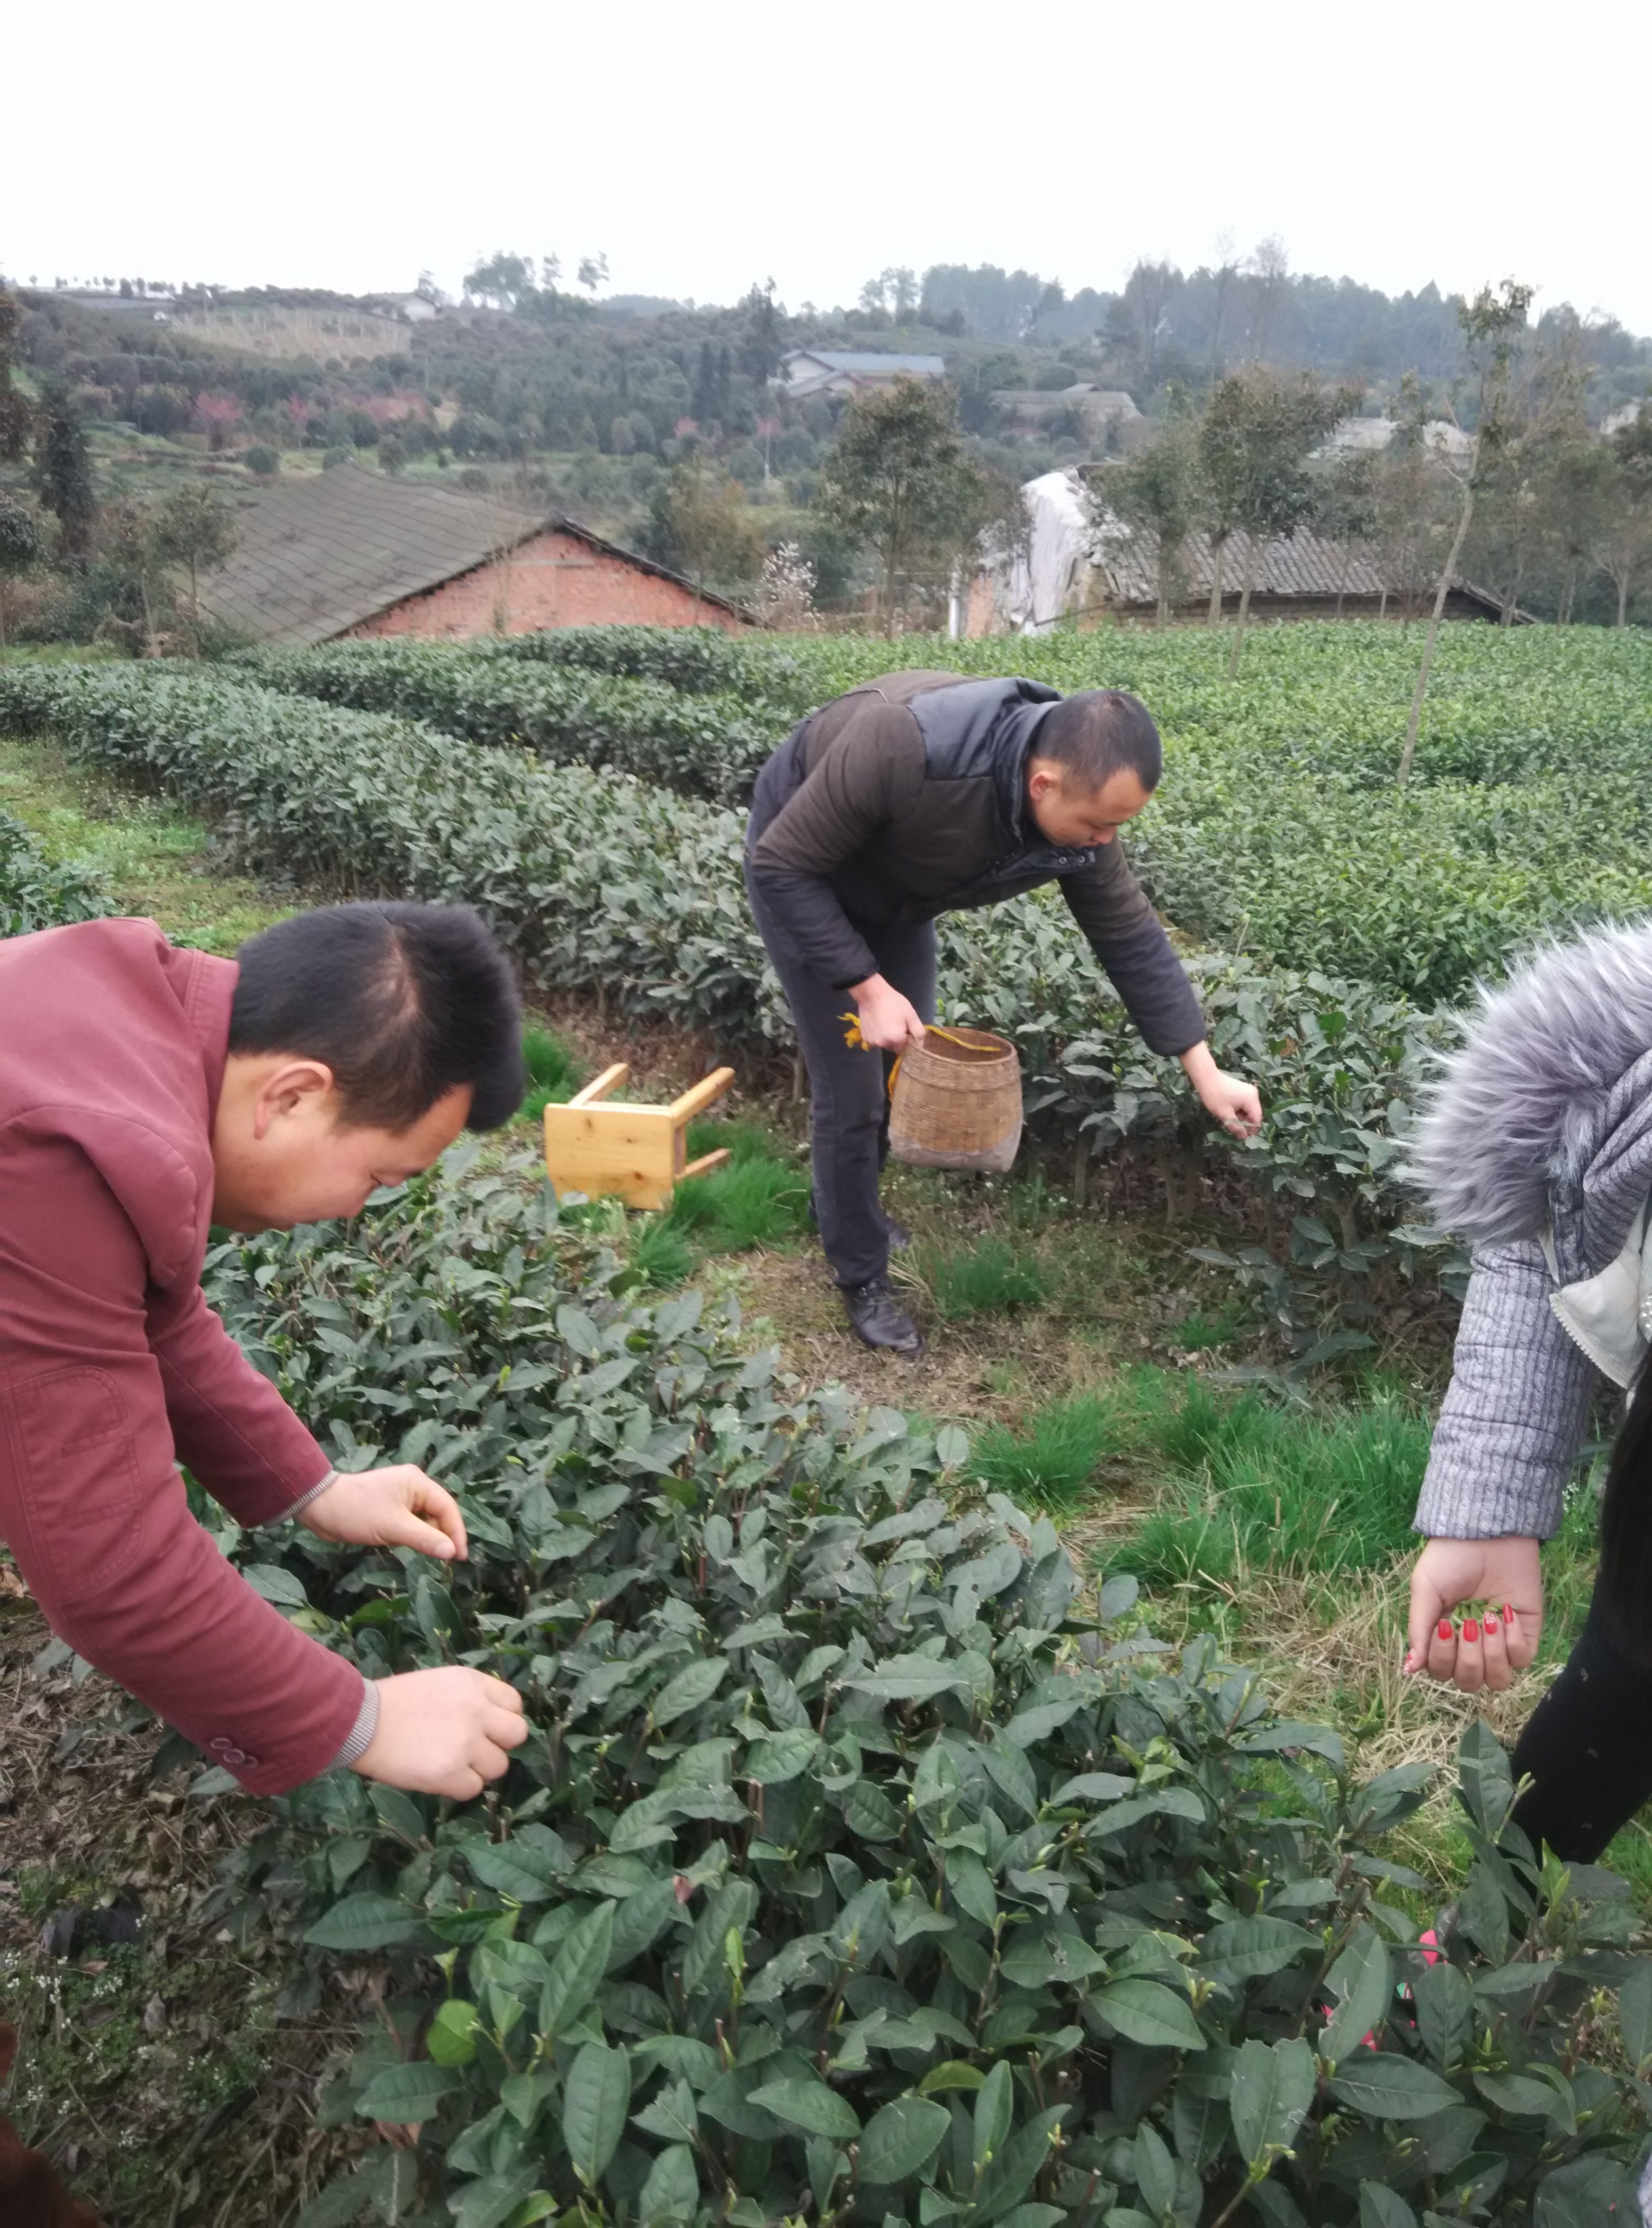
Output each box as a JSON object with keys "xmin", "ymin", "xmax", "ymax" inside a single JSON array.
[
  {"xmin": 199, "ymin": 464, "xmax": 547, "ymax": 645},
  {"xmin": 1090, "ymin": 519, "xmax": 1391, "ymax": 603},
  {"xmin": 781, "ymin": 350, "xmax": 947, "ymax": 378}
]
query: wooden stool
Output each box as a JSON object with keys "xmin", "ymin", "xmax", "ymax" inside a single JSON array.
[{"xmin": 543, "ymin": 1064, "xmax": 736, "ymax": 1210}]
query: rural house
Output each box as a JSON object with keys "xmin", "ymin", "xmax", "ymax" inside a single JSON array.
[
  {"xmin": 199, "ymin": 462, "xmax": 752, "ymax": 645},
  {"xmin": 773, "ymin": 348, "xmax": 947, "ymax": 400},
  {"xmin": 966, "ymin": 467, "xmax": 1509, "ymax": 633}
]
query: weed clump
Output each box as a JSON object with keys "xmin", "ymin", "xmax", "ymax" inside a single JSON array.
[
  {"xmin": 974, "ymin": 1392, "xmax": 1117, "ymax": 1514},
  {"xmin": 919, "ymin": 1235, "xmax": 1046, "ymax": 1320},
  {"xmin": 517, "ymin": 1026, "xmax": 581, "ymax": 1125}
]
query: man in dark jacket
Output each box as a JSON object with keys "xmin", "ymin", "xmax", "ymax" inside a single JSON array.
[{"xmin": 746, "ymin": 670, "xmax": 1261, "ymax": 1352}]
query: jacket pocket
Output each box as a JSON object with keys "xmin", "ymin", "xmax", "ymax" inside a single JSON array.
[{"xmin": 1, "ymin": 1365, "xmax": 146, "ymax": 1607}]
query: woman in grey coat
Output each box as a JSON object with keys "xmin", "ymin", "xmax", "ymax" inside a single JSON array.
[{"xmin": 1405, "ymin": 919, "xmax": 1652, "ymax": 1858}]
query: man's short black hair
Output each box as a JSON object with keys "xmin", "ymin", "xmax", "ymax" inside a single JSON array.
[
  {"xmin": 229, "ymin": 902, "xmax": 524, "ymax": 1132},
  {"xmin": 1034, "ymin": 689, "xmax": 1163, "ymax": 793}
]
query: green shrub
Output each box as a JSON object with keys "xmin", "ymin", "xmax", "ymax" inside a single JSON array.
[
  {"xmin": 1115, "ymin": 1376, "xmax": 1432, "ymax": 1591},
  {"xmin": 922, "ymin": 1236, "xmax": 1047, "ymax": 1320},
  {"xmin": 974, "ymin": 1394, "xmax": 1117, "ymax": 1515},
  {"xmin": 0, "ymin": 808, "xmax": 109, "ymax": 938},
  {"xmin": 195, "ymin": 1156, "xmax": 1649, "ymax": 2226}
]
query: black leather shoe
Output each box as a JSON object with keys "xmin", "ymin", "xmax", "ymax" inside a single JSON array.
[{"xmin": 842, "ymin": 1277, "xmax": 925, "ymax": 1355}]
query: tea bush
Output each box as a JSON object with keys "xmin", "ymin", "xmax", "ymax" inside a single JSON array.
[
  {"xmin": 0, "ymin": 659, "xmax": 1456, "ymax": 1326},
  {"xmin": 233, "ymin": 622, "xmax": 1652, "ymax": 1002},
  {"xmin": 235, "ymin": 641, "xmax": 785, "ymax": 808},
  {"xmin": 193, "ymin": 1154, "xmax": 1649, "ymax": 2226},
  {"xmin": 0, "ymin": 806, "xmax": 109, "ymax": 937}
]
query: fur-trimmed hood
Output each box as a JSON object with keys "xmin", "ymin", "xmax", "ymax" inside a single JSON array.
[{"xmin": 1408, "ymin": 919, "xmax": 1652, "ymax": 1248}]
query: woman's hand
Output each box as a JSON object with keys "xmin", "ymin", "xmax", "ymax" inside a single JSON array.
[
  {"xmin": 299, "ymin": 1466, "xmax": 467, "ymax": 1564},
  {"xmin": 1405, "ymin": 1534, "xmax": 1544, "ymax": 1693}
]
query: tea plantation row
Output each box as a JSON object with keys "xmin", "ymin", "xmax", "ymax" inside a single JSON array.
[
  {"xmin": 193, "ymin": 1149, "xmax": 1650, "ymax": 2226},
  {"xmin": 0, "ymin": 659, "xmax": 1445, "ymax": 1316},
  {"xmin": 236, "ymin": 625, "xmax": 1652, "ymax": 1002}
]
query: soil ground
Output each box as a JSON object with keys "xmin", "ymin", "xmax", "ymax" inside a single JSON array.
[{"xmin": 1, "ymin": 724, "xmax": 1646, "ymax": 2222}]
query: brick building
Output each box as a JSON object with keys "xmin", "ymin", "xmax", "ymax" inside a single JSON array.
[{"xmin": 200, "ymin": 462, "xmax": 751, "ymax": 645}]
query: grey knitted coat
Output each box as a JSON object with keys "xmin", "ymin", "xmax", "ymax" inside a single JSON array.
[{"xmin": 1409, "ymin": 920, "xmax": 1652, "ymax": 1540}]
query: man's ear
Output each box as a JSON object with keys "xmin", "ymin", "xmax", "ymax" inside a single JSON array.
[{"xmin": 252, "ymin": 1058, "xmax": 337, "ymax": 1140}]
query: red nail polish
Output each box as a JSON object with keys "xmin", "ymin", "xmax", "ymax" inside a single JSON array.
[
  {"xmin": 1464, "ymin": 1619, "xmax": 1479, "ymax": 1642},
  {"xmin": 1485, "ymin": 1614, "xmax": 1498, "ymax": 1633},
  {"xmin": 1503, "ymin": 1604, "xmax": 1513, "ymax": 1620},
  {"xmin": 1438, "ymin": 1620, "xmax": 1454, "ymax": 1641}
]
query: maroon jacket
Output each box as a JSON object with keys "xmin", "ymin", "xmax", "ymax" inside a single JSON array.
[{"xmin": 0, "ymin": 919, "xmax": 370, "ymax": 1793}]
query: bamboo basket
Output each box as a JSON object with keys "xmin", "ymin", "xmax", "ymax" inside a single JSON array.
[{"xmin": 887, "ymin": 1026, "xmax": 1022, "ymax": 1173}]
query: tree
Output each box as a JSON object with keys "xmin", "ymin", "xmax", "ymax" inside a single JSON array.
[
  {"xmin": 1600, "ymin": 407, "xmax": 1652, "ymax": 627},
  {"xmin": 1314, "ymin": 449, "xmax": 1381, "ymax": 616},
  {"xmin": 0, "ymin": 495, "xmax": 42, "ymax": 648},
  {"xmin": 0, "ymin": 285, "xmax": 33, "ymax": 464},
  {"xmin": 816, "ymin": 377, "xmax": 999, "ymax": 633},
  {"xmin": 1398, "ymin": 281, "xmax": 1533, "ymax": 785},
  {"xmin": 1198, "ymin": 369, "xmax": 1354, "ymax": 671},
  {"xmin": 1093, "ymin": 396, "xmax": 1202, "ymax": 627},
  {"xmin": 32, "ymin": 380, "xmax": 96, "ymax": 559},
  {"xmin": 463, "ymin": 253, "xmax": 533, "ymax": 309},
  {"xmin": 738, "ymin": 279, "xmax": 786, "ymax": 385},
  {"xmin": 149, "ymin": 481, "xmax": 238, "ymax": 624},
  {"xmin": 1197, "ymin": 375, "xmax": 1249, "ymax": 623},
  {"xmin": 577, "ymin": 254, "xmax": 609, "ymax": 298},
  {"xmin": 1110, "ymin": 259, "xmax": 1182, "ymax": 394},
  {"xmin": 648, "ymin": 454, "xmax": 764, "ymax": 611}
]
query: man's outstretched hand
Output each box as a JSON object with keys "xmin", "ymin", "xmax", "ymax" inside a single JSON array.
[
  {"xmin": 1405, "ymin": 1534, "xmax": 1544, "ymax": 1693},
  {"xmin": 354, "ymin": 1667, "xmax": 528, "ymax": 1798},
  {"xmin": 1180, "ymin": 1040, "xmax": 1262, "ymax": 1140},
  {"xmin": 300, "ymin": 1465, "xmax": 468, "ymax": 1563}
]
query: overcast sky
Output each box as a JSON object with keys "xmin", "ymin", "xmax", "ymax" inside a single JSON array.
[{"xmin": 9, "ymin": 0, "xmax": 1652, "ymax": 336}]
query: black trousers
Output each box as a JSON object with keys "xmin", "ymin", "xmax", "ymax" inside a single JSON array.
[
  {"xmin": 745, "ymin": 867, "xmax": 936, "ymax": 1289},
  {"xmin": 1510, "ymin": 1584, "xmax": 1652, "ymax": 1861}
]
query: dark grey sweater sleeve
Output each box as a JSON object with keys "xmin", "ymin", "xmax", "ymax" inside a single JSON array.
[
  {"xmin": 747, "ymin": 708, "xmax": 927, "ymax": 988},
  {"xmin": 1058, "ymin": 845, "xmax": 1207, "ymax": 1056},
  {"xmin": 1414, "ymin": 1240, "xmax": 1595, "ymax": 1540}
]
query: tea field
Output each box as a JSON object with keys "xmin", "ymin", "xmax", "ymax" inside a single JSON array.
[{"xmin": 4, "ymin": 624, "xmax": 1652, "ymax": 2226}]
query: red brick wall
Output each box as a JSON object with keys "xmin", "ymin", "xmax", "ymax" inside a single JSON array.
[{"xmin": 347, "ymin": 527, "xmax": 750, "ymax": 637}]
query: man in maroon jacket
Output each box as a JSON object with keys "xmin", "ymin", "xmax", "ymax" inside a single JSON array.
[{"xmin": 0, "ymin": 901, "xmax": 530, "ymax": 1799}]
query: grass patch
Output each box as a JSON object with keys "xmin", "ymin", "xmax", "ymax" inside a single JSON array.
[
  {"xmin": 0, "ymin": 734, "xmax": 294, "ymax": 952},
  {"xmin": 686, "ymin": 1113, "xmax": 777, "ymax": 1165},
  {"xmin": 1112, "ymin": 1373, "xmax": 1430, "ymax": 1591},
  {"xmin": 920, "ymin": 1236, "xmax": 1046, "ymax": 1320},
  {"xmin": 974, "ymin": 1394, "xmax": 1118, "ymax": 1516},
  {"xmin": 627, "ymin": 1216, "xmax": 696, "ymax": 1288},
  {"xmin": 664, "ymin": 1152, "xmax": 810, "ymax": 1254},
  {"xmin": 518, "ymin": 1026, "xmax": 582, "ymax": 1125}
]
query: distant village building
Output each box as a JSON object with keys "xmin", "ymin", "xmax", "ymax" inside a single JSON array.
[
  {"xmin": 366, "ymin": 293, "xmax": 443, "ymax": 324},
  {"xmin": 773, "ymin": 349, "xmax": 947, "ymax": 400},
  {"xmin": 965, "ymin": 467, "xmax": 1509, "ymax": 634},
  {"xmin": 1320, "ymin": 415, "xmax": 1475, "ymax": 466},
  {"xmin": 199, "ymin": 463, "xmax": 751, "ymax": 646},
  {"xmin": 992, "ymin": 385, "xmax": 1143, "ymax": 442}
]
